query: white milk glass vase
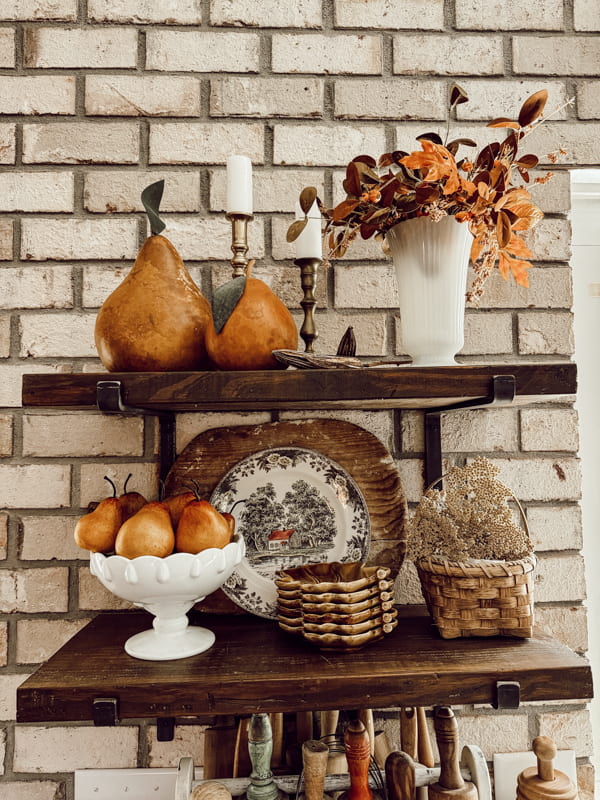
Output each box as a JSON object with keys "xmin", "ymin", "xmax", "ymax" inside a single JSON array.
[{"xmin": 385, "ymin": 215, "xmax": 473, "ymax": 366}]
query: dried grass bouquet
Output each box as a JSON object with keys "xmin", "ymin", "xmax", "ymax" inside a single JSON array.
[{"xmin": 407, "ymin": 457, "xmax": 533, "ymax": 562}]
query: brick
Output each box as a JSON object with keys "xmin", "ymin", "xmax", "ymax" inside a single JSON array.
[
  {"xmin": 0, "ymin": 673, "xmax": 29, "ymax": 720},
  {"xmin": 17, "ymin": 619, "xmax": 89, "ymax": 664},
  {"xmin": 400, "ymin": 407, "xmax": 518, "ymax": 453},
  {"xmin": 80, "ymin": 463, "xmax": 157, "ymax": 507},
  {"xmin": 0, "ymin": 465, "xmax": 70, "ymax": 508},
  {"xmin": 0, "ymin": 513, "xmax": 7, "ymax": 559},
  {"xmin": 86, "ymin": 76, "xmax": 201, "ymax": 117},
  {"xmin": 396, "ymin": 458, "xmax": 424, "ymax": 504},
  {"xmin": 456, "ymin": 80, "xmax": 568, "ymax": 121},
  {"xmin": 0, "ymin": 29, "xmax": 14, "ymax": 67},
  {"xmin": 334, "ymin": 265, "xmax": 398, "ymax": 308},
  {"xmin": 490, "ymin": 457, "xmax": 580, "ymax": 502},
  {"xmin": 334, "ymin": 0, "xmax": 444, "ymax": 29},
  {"xmin": 0, "ymin": 363, "xmax": 67, "ymax": 408},
  {"xmin": 531, "ymin": 170, "xmax": 571, "ymax": 214},
  {"xmin": 85, "ymin": 170, "xmax": 200, "ymax": 213},
  {"xmin": 19, "ymin": 312, "xmax": 97, "ymax": 358},
  {"xmin": 78, "ymin": 565, "xmax": 133, "ymax": 610},
  {"xmin": 295, "ymin": 311, "xmax": 388, "ymax": 355},
  {"xmin": 149, "ymin": 122, "xmax": 264, "ymax": 165},
  {"xmin": 538, "ymin": 709, "xmax": 593, "ymax": 755},
  {"xmin": 521, "ymin": 121, "xmax": 600, "ymax": 166},
  {"xmin": 272, "ymin": 34, "xmax": 382, "ymax": 75},
  {"xmin": 334, "ymin": 79, "xmax": 446, "ymax": 119},
  {"xmin": 20, "ymin": 515, "xmax": 83, "ymax": 561},
  {"xmin": 460, "ymin": 311, "xmax": 513, "ymax": 355},
  {"xmin": 535, "ymin": 605, "xmax": 588, "ymax": 652},
  {"xmin": 475, "ymin": 266, "xmax": 572, "ymax": 310},
  {"xmin": 534, "ymin": 553, "xmax": 586, "ymax": 602},
  {"xmin": 0, "ymin": 728, "xmax": 4, "ymax": 775},
  {"xmin": 577, "ymin": 82, "xmax": 600, "ymax": 119},
  {"xmin": 451, "ymin": 713, "xmax": 529, "ymax": 760},
  {"xmin": 577, "ymin": 763, "xmax": 595, "ymax": 800},
  {"xmin": 21, "ymin": 218, "xmax": 138, "ymax": 260},
  {"xmin": 14, "ymin": 725, "xmax": 139, "ymax": 772},
  {"xmin": 0, "ymin": 220, "xmax": 12, "ymax": 261},
  {"xmin": 518, "ymin": 311, "xmax": 574, "ymax": 355},
  {"xmin": 527, "ymin": 504, "xmax": 583, "ymax": 551},
  {"xmin": 89, "ymin": 0, "xmax": 201, "ymax": 23},
  {"xmin": 521, "ymin": 408, "xmax": 579, "ymax": 452},
  {"xmin": 147, "ymin": 724, "xmax": 206, "ymax": 767},
  {"xmin": 456, "ymin": 0, "xmax": 563, "ymax": 29},
  {"xmin": 159, "ymin": 215, "xmax": 264, "ymax": 261},
  {"xmin": 0, "ymin": 0, "xmax": 76, "ymax": 20},
  {"xmin": 82, "ymin": 264, "xmax": 135, "ymax": 308},
  {"xmin": 211, "ymin": 0, "xmax": 321, "ymax": 27},
  {"xmin": 0, "ymin": 415, "xmax": 13, "ymax": 456},
  {"xmin": 146, "ymin": 30, "xmax": 259, "ymax": 72},
  {"xmin": 24, "ymin": 27, "xmax": 137, "ymax": 68},
  {"xmin": 0, "ymin": 316, "xmax": 9, "ymax": 357},
  {"xmin": 23, "ymin": 413, "xmax": 144, "ymax": 457},
  {"xmin": 0, "ymin": 622, "xmax": 6, "ymax": 666},
  {"xmin": 23, "ymin": 122, "xmax": 139, "ymax": 165},
  {"xmin": 210, "ymin": 77, "xmax": 323, "ymax": 118},
  {"xmin": 0, "ymin": 567, "xmax": 68, "ymax": 612},
  {"xmin": 513, "ymin": 37, "xmax": 600, "ymax": 76},
  {"xmin": 574, "ymin": 0, "xmax": 600, "ymax": 30},
  {"xmin": 175, "ymin": 411, "xmax": 270, "ymax": 452},
  {"xmin": 281, "ymin": 409, "xmax": 395, "ymax": 454},
  {"xmin": 0, "ymin": 124, "xmax": 15, "ymax": 164},
  {"xmin": 210, "ymin": 168, "xmax": 324, "ymax": 213},
  {"xmin": 0, "ymin": 172, "xmax": 74, "ymax": 213},
  {"xmin": 274, "ymin": 124, "xmax": 386, "ymax": 166},
  {"xmin": 524, "ymin": 218, "xmax": 571, "ymax": 262},
  {"xmin": 0, "ymin": 781, "xmax": 66, "ymax": 800},
  {"xmin": 393, "ymin": 35, "xmax": 503, "ymax": 75}
]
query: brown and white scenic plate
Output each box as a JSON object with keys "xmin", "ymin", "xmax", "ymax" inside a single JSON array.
[{"xmin": 164, "ymin": 418, "xmax": 407, "ymax": 615}]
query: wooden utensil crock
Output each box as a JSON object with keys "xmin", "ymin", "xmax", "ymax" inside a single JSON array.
[{"xmin": 517, "ymin": 737, "xmax": 577, "ymax": 800}]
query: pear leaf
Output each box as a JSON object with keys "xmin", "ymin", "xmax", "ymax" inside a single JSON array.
[
  {"xmin": 141, "ymin": 179, "xmax": 166, "ymax": 236},
  {"xmin": 212, "ymin": 276, "xmax": 246, "ymax": 334}
]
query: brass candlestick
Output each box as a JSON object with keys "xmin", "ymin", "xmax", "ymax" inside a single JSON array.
[
  {"xmin": 294, "ymin": 257, "xmax": 320, "ymax": 353},
  {"xmin": 227, "ymin": 212, "xmax": 253, "ymax": 278}
]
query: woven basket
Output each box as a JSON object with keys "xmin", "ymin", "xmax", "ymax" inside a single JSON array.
[
  {"xmin": 416, "ymin": 553, "xmax": 536, "ymax": 639},
  {"xmin": 415, "ymin": 475, "xmax": 536, "ymax": 639}
]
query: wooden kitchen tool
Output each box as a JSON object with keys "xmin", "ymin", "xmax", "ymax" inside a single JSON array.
[
  {"xmin": 233, "ymin": 717, "xmax": 252, "ymax": 778},
  {"xmin": 400, "ymin": 708, "xmax": 418, "ymax": 760},
  {"xmin": 301, "ymin": 739, "xmax": 332, "ymax": 800},
  {"xmin": 516, "ymin": 736, "xmax": 578, "ymax": 800},
  {"xmin": 428, "ymin": 707, "xmax": 477, "ymax": 800},
  {"xmin": 374, "ymin": 730, "xmax": 393, "ymax": 770},
  {"xmin": 321, "ymin": 710, "xmax": 348, "ymax": 775},
  {"xmin": 270, "ymin": 713, "xmax": 284, "ymax": 769},
  {"xmin": 358, "ymin": 709, "xmax": 375, "ymax": 757},
  {"xmin": 417, "ymin": 708, "xmax": 435, "ymax": 769},
  {"xmin": 386, "ymin": 750, "xmax": 416, "ymax": 800},
  {"xmin": 203, "ymin": 720, "xmax": 238, "ymax": 779},
  {"xmin": 339, "ymin": 719, "xmax": 374, "ymax": 800},
  {"xmin": 246, "ymin": 713, "xmax": 285, "ymax": 800}
]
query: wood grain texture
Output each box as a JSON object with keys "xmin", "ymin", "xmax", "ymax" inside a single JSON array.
[
  {"xmin": 16, "ymin": 609, "xmax": 593, "ymax": 724},
  {"xmin": 163, "ymin": 419, "xmax": 407, "ymax": 614},
  {"xmin": 21, "ymin": 363, "xmax": 577, "ymax": 411}
]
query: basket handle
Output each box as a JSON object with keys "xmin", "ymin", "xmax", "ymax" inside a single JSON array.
[{"xmin": 424, "ymin": 473, "xmax": 529, "ymax": 536}]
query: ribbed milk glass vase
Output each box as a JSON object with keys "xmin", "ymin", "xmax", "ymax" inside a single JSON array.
[{"xmin": 385, "ymin": 215, "xmax": 473, "ymax": 367}]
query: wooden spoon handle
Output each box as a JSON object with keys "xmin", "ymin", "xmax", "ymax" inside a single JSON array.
[
  {"xmin": 417, "ymin": 708, "xmax": 435, "ymax": 768},
  {"xmin": 433, "ymin": 706, "xmax": 463, "ymax": 791},
  {"xmin": 400, "ymin": 708, "xmax": 418, "ymax": 760}
]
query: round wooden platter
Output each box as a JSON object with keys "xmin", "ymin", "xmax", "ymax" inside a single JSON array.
[{"xmin": 164, "ymin": 418, "xmax": 407, "ymax": 614}]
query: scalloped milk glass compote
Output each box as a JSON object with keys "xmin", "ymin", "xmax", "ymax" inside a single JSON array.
[{"xmin": 89, "ymin": 535, "xmax": 245, "ymax": 661}]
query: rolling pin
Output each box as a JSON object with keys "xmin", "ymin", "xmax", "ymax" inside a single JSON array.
[
  {"xmin": 322, "ymin": 710, "xmax": 348, "ymax": 775},
  {"xmin": 428, "ymin": 707, "xmax": 477, "ymax": 800},
  {"xmin": 301, "ymin": 739, "xmax": 333, "ymax": 800},
  {"xmin": 400, "ymin": 708, "xmax": 418, "ymax": 760},
  {"xmin": 203, "ymin": 720, "xmax": 237, "ymax": 779},
  {"xmin": 516, "ymin": 736, "xmax": 578, "ymax": 800},
  {"xmin": 386, "ymin": 750, "xmax": 416, "ymax": 800},
  {"xmin": 339, "ymin": 719, "xmax": 374, "ymax": 800}
]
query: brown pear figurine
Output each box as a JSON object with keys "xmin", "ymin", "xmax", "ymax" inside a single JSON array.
[
  {"xmin": 115, "ymin": 501, "xmax": 175, "ymax": 559},
  {"xmin": 74, "ymin": 476, "xmax": 124, "ymax": 553},
  {"xmin": 94, "ymin": 180, "xmax": 212, "ymax": 372},
  {"xmin": 176, "ymin": 488, "xmax": 234, "ymax": 554},
  {"xmin": 163, "ymin": 490, "xmax": 196, "ymax": 528},
  {"xmin": 118, "ymin": 473, "xmax": 147, "ymax": 519}
]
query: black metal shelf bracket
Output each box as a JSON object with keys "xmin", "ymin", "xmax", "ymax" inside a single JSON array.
[
  {"xmin": 423, "ymin": 374, "xmax": 516, "ymax": 487},
  {"xmin": 96, "ymin": 380, "xmax": 176, "ymax": 483}
]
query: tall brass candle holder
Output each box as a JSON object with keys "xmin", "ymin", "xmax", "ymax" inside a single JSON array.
[
  {"xmin": 294, "ymin": 257, "xmax": 320, "ymax": 353},
  {"xmin": 226, "ymin": 212, "xmax": 253, "ymax": 278}
]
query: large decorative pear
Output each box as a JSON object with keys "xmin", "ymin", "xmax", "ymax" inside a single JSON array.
[
  {"xmin": 205, "ymin": 261, "xmax": 298, "ymax": 370},
  {"xmin": 94, "ymin": 180, "xmax": 212, "ymax": 372}
]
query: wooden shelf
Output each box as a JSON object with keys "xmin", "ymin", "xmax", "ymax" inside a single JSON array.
[
  {"xmin": 16, "ymin": 610, "xmax": 592, "ymax": 723},
  {"xmin": 21, "ymin": 362, "xmax": 576, "ymax": 412}
]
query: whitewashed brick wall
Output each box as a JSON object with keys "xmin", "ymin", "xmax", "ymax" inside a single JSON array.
[{"xmin": 0, "ymin": 1, "xmax": 596, "ymax": 797}]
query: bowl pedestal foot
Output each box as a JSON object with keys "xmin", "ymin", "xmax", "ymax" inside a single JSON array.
[{"xmin": 125, "ymin": 610, "xmax": 216, "ymax": 661}]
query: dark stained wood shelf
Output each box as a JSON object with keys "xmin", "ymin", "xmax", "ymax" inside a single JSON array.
[
  {"xmin": 21, "ymin": 362, "xmax": 576, "ymax": 412},
  {"xmin": 16, "ymin": 610, "xmax": 592, "ymax": 723}
]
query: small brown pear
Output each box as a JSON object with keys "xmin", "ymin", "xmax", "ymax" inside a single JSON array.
[
  {"xmin": 74, "ymin": 476, "xmax": 123, "ymax": 553},
  {"xmin": 115, "ymin": 501, "xmax": 175, "ymax": 559},
  {"xmin": 176, "ymin": 495, "xmax": 233, "ymax": 554},
  {"xmin": 163, "ymin": 490, "xmax": 196, "ymax": 528},
  {"xmin": 118, "ymin": 473, "xmax": 147, "ymax": 520}
]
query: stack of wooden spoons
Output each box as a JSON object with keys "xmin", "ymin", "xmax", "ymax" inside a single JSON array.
[{"xmin": 276, "ymin": 561, "xmax": 397, "ymax": 651}]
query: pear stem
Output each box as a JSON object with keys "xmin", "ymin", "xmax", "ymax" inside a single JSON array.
[
  {"xmin": 103, "ymin": 475, "xmax": 117, "ymax": 498},
  {"xmin": 123, "ymin": 473, "xmax": 133, "ymax": 494}
]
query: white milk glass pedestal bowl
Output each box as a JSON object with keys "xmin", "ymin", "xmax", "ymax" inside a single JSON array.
[{"xmin": 89, "ymin": 535, "xmax": 245, "ymax": 661}]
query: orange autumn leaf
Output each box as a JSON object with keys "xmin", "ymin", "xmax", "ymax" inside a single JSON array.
[
  {"xmin": 498, "ymin": 251, "xmax": 530, "ymax": 287},
  {"xmin": 401, "ymin": 141, "xmax": 460, "ymax": 195},
  {"xmin": 504, "ymin": 233, "xmax": 533, "ymax": 259}
]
